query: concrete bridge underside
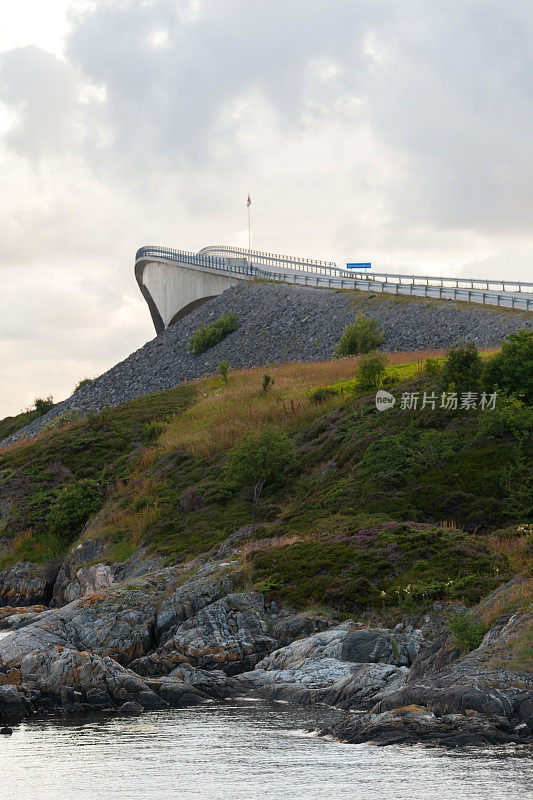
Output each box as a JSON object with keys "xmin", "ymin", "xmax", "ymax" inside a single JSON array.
[{"xmin": 135, "ymin": 256, "xmax": 245, "ymax": 335}]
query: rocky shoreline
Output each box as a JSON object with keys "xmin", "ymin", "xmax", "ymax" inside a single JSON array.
[{"xmin": 0, "ymin": 537, "xmax": 531, "ymax": 748}]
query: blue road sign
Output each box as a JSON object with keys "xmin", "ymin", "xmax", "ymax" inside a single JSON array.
[{"xmin": 346, "ymin": 262, "xmax": 371, "ymax": 269}]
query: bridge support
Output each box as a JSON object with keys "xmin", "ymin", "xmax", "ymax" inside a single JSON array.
[{"xmin": 135, "ymin": 256, "xmax": 244, "ymax": 334}]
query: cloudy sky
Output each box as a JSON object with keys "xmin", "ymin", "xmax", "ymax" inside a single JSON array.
[{"xmin": 1, "ymin": 0, "xmax": 532, "ymax": 417}]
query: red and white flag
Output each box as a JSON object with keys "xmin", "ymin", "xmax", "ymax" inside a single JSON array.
[{"xmin": 247, "ymin": 193, "xmax": 252, "ymax": 207}]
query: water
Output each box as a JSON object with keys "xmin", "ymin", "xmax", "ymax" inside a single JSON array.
[{"xmin": 0, "ymin": 701, "xmax": 531, "ymax": 799}]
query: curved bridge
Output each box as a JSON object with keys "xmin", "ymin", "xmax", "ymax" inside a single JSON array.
[
  {"xmin": 135, "ymin": 245, "xmax": 340, "ymax": 334},
  {"xmin": 135, "ymin": 245, "xmax": 533, "ymax": 334}
]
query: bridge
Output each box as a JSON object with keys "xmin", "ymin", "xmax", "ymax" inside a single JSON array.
[{"xmin": 135, "ymin": 245, "xmax": 533, "ymax": 334}]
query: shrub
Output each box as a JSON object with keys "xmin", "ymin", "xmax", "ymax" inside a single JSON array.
[
  {"xmin": 143, "ymin": 419, "xmax": 165, "ymax": 443},
  {"xmin": 478, "ymin": 395, "xmax": 533, "ymax": 440},
  {"xmin": 42, "ymin": 410, "xmax": 83, "ymax": 431},
  {"xmin": 446, "ymin": 610, "xmax": 486, "ymax": 652},
  {"xmin": 309, "ymin": 387, "xmax": 337, "ymax": 405},
  {"xmin": 46, "ymin": 479, "xmax": 104, "ymax": 543},
  {"xmin": 335, "ymin": 316, "xmax": 384, "ymax": 357},
  {"xmin": 424, "ymin": 358, "xmax": 442, "ymax": 379},
  {"xmin": 262, "ymin": 374, "xmax": 273, "ymax": 393},
  {"xmin": 411, "ymin": 430, "xmax": 458, "ymax": 470},
  {"xmin": 440, "ymin": 342, "xmax": 482, "ymax": 393},
  {"xmin": 500, "ymin": 443, "xmax": 533, "ymax": 518},
  {"xmin": 74, "ymin": 377, "xmax": 92, "ymax": 393},
  {"xmin": 225, "ymin": 426, "xmax": 295, "ymax": 501},
  {"xmin": 483, "ymin": 330, "xmax": 533, "ymax": 403},
  {"xmin": 34, "ymin": 396, "xmax": 54, "ymax": 416},
  {"xmin": 357, "ymin": 353, "xmax": 388, "ymax": 390},
  {"xmin": 358, "ymin": 434, "xmax": 412, "ymax": 477},
  {"xmin": 188, "ymin": 312, "xmax": 240, "ymax": 354},
  {"xmin": 218, "ymin": 361, "xmax": 230, "ymax": 383}
]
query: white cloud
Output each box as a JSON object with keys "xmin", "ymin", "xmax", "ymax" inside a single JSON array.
[{"xmin": 0, "ymin": 0, "xmax": 532, "ymax": 416}]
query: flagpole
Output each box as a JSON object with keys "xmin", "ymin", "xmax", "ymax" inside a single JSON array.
[{"xmin": 246, "ymin": 192, "xmax": 251, "ymax": 283}]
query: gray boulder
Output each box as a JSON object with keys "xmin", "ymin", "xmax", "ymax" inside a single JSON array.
[{"xmin": 0, "ymin": 561, "xmax": 60, "ymax": 607}]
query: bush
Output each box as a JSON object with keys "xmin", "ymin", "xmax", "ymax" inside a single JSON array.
[
  {"xmin": 46, "ymin": 479, "xmax": 104, "ymax": 543},
  {"xmin": 335, "ymin": 316, "xmax": 384, "ymax": 357},
  {"xmin": 357, "ymin": 353, "xmax": 388, "ymax": 390},
  {"xmin": 440, "ymin": 342, "xmax": 482, "ymax": 393},
  {"xmin": 225, "ymin": 427, "xmax": 295, "ymax": 501},
  {"xmin": 188, "ymin": 313, "xmax": 240, "ymax": 354},
  {"xmin": 34, "ymin": 396, "xmax": 54, "ymax": 416},
  {"xmin": 42, "ymin": 410, "xmax": 83, "ymax": 431},
  {"xmin": 483, "ymin": 330, "xmax": 533, "ymax": 403},
  {"xmin": 447, "ymin": 610, "xmax": 486, "ymax": 652},
  {"xmin": 411, "ymin": 430, "xmax": 458, "ymax": 470},
  {"xmin": 143, "ymin": 419, "xmax": 165, "ymax": 443},
  {"xmin": 358, "ymin": 434, "xmax": 412, "ymax": 477},
  {"xmin": 478, "ymin": 395, "xmax": 533, "ymax": 440},
  {"xmin": 500, "ymin": 443, "xmax": 533, "ymax": 518},
  {"xmin": 218, "ymin": 361, "xmax": 230, "ymax": 383},
  {"xmin": 424, "ymin": 358, "xmax": 442, "ymax": 379},
  {"xmin": 309, "ymin": 387, "xmax": 337, "ymax": 405},
  {"xmin": 262, "ymin": 374, "xmax": 273, "ymax": 393}
]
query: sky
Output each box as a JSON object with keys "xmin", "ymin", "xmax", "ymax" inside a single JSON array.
[{"xmin": 0, "ymin": 0, "xmax": 532, "ymax": 417}]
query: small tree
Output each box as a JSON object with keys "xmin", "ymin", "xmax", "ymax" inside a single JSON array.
[
  {"xmin": 47, "ymin": 479, "xmax": 104, "ymax": 543},
  {"xmin": 262, "ymin": 374, "xmax": 273, "ymax": 393},
  {"xmin": 335, "ymin": 316, "xmax": 384, "ymax": 357},
  {"xmin": 500, "ymin": 442, "xmax": 533, "ymax": 518},
  {"xmin": 447, "ymin": 610, "xmax": 486, "ymax": 652},
  {"xmin": 34, "ymin": 396, "xmax": 54, "ymax": 416},
  {"xmin": 218, "ymin": 361, "xmax": 230, "ymax": 383},
  {"xmin": 225, "ymin": 427, "xmax": 295, "ymax": 501},
  {"xmin": 357, "ymin": 353, "xmax": 388, "ymax": 390},
  {"xmin": 483, "ymin": 330, "xmax": 533, "ymax": 403},
  {"xmin": 440, "ymin": 342, "xmax": 482, "ymax": 393}
]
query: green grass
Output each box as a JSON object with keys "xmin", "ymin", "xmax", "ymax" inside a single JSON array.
[
  {"xmin": 0, "ymin": 407, "xmax": 50, "ymax": 441},
  {"xmin": 0, "ymin": 352, "xmax": 530, "ymax": 619},
  {"xmin": 0, "ymin": 385, "xmax": 195, "ymax": 566}
]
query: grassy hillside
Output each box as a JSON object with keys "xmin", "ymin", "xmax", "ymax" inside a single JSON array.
[
  {"xmin": 0, "ymin": 407, "xmax": 53, "ymax": 441},
  {"xmin": 0, "ymin": 345, "xmax": 531, "ymax": 622}
]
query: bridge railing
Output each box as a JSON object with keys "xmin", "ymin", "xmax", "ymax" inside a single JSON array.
[
  {"xmin": 136, "ymin": 245, "xmax": 267, "ymax": 281},
  {"xmin": 198, "ymin": 244, "xmax": 340, "ymax": 275},
  {"xmin": 337, "ymin": 269, "xmax": 533, "ymax": 294},
  {"xmin": 252, "ymin": 268, "xmax": 533, "ymax": 311},
  {"xmin": 136, "ymin": 245, "xmax": 533, "ymax": 311}
]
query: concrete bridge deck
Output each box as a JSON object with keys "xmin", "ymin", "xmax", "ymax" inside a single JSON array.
[{"xmin": 135, "ymin": 245, "xmax": 533, "ymax": 334}]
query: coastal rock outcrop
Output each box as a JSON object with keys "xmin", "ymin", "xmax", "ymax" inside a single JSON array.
[
  {"xmin": 0, "ymin": 561, "xmax": 60, "ymax": 607},
  {"xmin": 0, "ymin": 551, "xmax": 530, "ymax": 749}
]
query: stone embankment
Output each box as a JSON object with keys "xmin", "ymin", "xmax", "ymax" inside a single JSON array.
[
  {"xmin": 3, "ymin": 283, "xmax": 531, "ymax": 447},
  {"xmin": 0, "ymin": 533, "xmax": 531, "ymax": 747}
]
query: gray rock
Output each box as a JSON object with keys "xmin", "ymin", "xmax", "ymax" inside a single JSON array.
[
  {"xmin": 119, "ymin": 701, "xmax": 143, "ymax": 716},
  {"xmin": 272, "ymin": 611, "xmax": 333, "ymax": 647},
  {"xmin": 76, "ymin": 564, "xmax": 116, "ymax": 597},
  {"xmin": 340, "ymin": 628, "xmax": 423, "ymax": 667},
  {"xmin": 0, "ymin": 562, "xmax": 60, "ymax": 607},
  {"xmin": 154, "ymin": 592, "xmax": 278, "ymax": 676}
]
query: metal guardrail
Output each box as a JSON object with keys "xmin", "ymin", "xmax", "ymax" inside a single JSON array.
[
  {"xmin": 338, "ymin": 269, "xmax": 533, "ymax": 294},
  {"xmin": 198, "ymin": 244, "xmax": 339, "ymax": 275},
  {"xmin": 256, "ymin": 270, "xmax": 533, "ymax": 311},
  {"xmin": 136, "ymin": 245, "xmax": 533, "ymax": 312},
  {"xmin": 136, "ymin": 245, "xmax": 259, "ymax": 278}
]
